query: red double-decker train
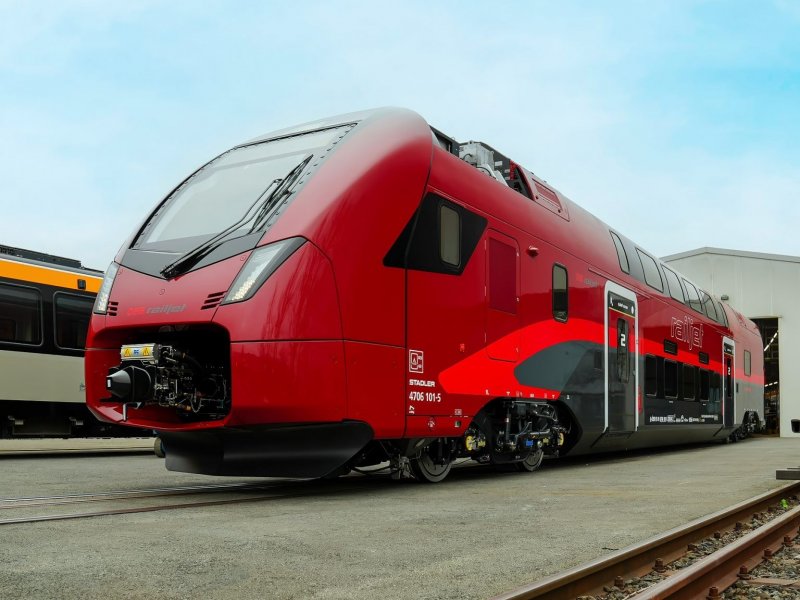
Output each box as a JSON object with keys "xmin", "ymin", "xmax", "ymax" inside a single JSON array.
[{"xmin": 85, "ymin": 108, "xmax": 764, "ymax": 482}]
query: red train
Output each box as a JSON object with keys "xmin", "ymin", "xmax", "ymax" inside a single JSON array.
[{"xmin": 86, "ymin": 108, "xmax": 764, "ymax": 482}]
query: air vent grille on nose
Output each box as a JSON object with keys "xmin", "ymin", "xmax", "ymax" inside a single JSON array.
[
  {"xmin": 201, "ymin": 291, "xmax": 227, "ymax": 310},
  {"xmin": 107, "ymin": 301, "xmax": 119, "ymax": 316}
]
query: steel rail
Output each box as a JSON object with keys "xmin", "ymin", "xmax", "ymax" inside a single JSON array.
[
  {"xmin": 493, "ymin": 482, "xmax": 800, "ymax": 600},
  {"xmin": 0, "ymin": 480, "xmax": 354, "ymax": 526},
  {"xmin": 0, "ymin": 480, "xmax": 294, "ymax": 509},
  {"xmin": 632, "ymin": 504, "xmax": 800, "ymax": 599}
]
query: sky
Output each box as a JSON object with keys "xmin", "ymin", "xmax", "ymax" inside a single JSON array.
[{"xmin": 1, "ymin": 1, "xmax": 799, "ymax": 270}]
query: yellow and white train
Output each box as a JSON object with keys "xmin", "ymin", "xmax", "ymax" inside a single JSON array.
[{"xmin": 0, "ymin": 245, "xmax": 106, "ymax": 436}]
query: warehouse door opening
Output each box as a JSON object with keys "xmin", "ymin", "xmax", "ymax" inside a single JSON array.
[{"xmin": 752, "ymin": 318, "xmax": 779, "ymax": 435}]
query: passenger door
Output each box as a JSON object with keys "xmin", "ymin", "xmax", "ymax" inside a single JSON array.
[
  {"xmin": 605, "ymin": 283, "xmax": 638, "ymax": 432},
  {"xmin": 722, "ymin": 337, "xmax": 735, "ymax": 426},
  {"xmin": 485, "ymin": 231, "xmax": 520, "ymax": 362}
]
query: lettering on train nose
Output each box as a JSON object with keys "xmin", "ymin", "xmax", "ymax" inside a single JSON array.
[{"xmin": 126, "ymin": 304, "xmax": 186, "ymax": 316}]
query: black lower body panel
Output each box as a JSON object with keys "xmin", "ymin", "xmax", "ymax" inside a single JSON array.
[{"xmin": 159, "ymin": 421, "xmax": 374, "ymax": 478}]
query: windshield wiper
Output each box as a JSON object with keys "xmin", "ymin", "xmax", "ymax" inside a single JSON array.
[
  {"xmin": 160, "ymin": 155, "xmax": 313, "ymax": 279},
  {"xmin": 247, "ymin": 155, "xmax": 313, "ymax": 233}
]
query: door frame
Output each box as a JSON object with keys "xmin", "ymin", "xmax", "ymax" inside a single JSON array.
[
  {"xmin": 604, "ymin": 281, "xmax": 639, "ymax": 431},
  {"xmin": 722, "ymin": 336, "xmax": 736, "ymax": 427}
]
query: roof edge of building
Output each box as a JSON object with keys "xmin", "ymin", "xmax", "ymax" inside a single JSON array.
[{"xmin": 663, "ymin": 247, "xmax": 800, "ymax": 265}]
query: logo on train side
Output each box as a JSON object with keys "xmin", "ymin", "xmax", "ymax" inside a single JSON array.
[
  {"xmin": 409, "ymin": 349, "xmax": 424, "ymax": 373},
  {"xmin": 671, "ymin": 316, "xmax": 703, "ymax": 350}
]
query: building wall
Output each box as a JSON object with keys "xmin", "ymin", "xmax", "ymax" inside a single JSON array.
[{"xmin": 663, "ymin": 249, "xmax": 800, "ymax": 438}]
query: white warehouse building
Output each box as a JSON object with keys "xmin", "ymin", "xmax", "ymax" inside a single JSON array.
[{"xmin": 663, "ymin": 248, "xmax": 797, "ymax": 437}]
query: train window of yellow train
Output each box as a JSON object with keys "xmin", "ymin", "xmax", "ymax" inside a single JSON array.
[
  {"xmin": 54, "ymin": 293, "xmax": 94, "ymax": 350},
  {"xmin": 0, "ymin": 283, "xmax": 41, "ymax": 345},
  {"xmin": 744, "ymin": 350, "xmax": 751, "ymax": 376}
]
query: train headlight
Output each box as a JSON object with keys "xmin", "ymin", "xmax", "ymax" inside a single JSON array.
[
  {"xmin": 93, "ymin": 262, "xmax": 120, "ymax": 314},
  {"xmin": 222, "ymin": 238, "xmax": 305, "ymax": 304}
]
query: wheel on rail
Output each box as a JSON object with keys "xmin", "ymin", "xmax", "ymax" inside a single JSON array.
[
  {"xmin": 153, "ymin": 437, "xmax": 166, "ymax": 458},
  {"xmin": 516, "ymin": 448, "xmax": 544, "ymax": 472},
  {"xmin": 409, "ymin": 439, "xmax": 453, "ymax": 483}
]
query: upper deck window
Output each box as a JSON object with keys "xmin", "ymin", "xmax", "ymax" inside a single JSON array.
[
  {"xmin": 610, "ymin": 232, "xmax": 629, "ymax": 274},
  {"xmin": 682, "ymin": 279, "xmax": 704, "ymax": 314},
  {"xmin": 135, "ymin": 126, "xmax": 352, "ymax": 251},
  {"xmin": 662, "ymin": 266, "xmax": 685, "ymax": 304},
  {"xmin": 636, "ymin": 249, "xmax": 663, "ymax": 292},
  {"xmin": 715, "ymin": 300, "xmax": 729, "ymax": 327},
  {"xmin": 700, "ymin": 291, "xmax": 718, "ymax": 322}
]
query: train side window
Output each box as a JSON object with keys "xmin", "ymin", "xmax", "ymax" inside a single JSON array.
[
  {"xmin": 636, "ymin": 249, "xmax": 663, "ymax": 292},
  {"xmin": 0, "ymin": 283, "xmax": 42, "ymax": 345},
  {"xmin": 664, "ymin": 360, "xmax": 678, "ymax": 398},
  {"xmin": 552, "ymin": 264, "xmax": 568, "ymax": 322},
  {"xmin": 683, "ymin": 364, "xmax": 696, "ymax": 400},
  {"xmin": 610, "ymin": 232, "xmax": 629, "ymax": 274},
  {"xmin": 744, "ymin": 350, "xmax": 751, "ymax": 376},
  {"xmin": 682, "ymin": 279, "xmax": 704, "ymax": 314},
  {"xmin": 617, "ymin": 318, "xmax": 629, "ymax": 383},
  {"xmin": 700, "ymin": 291, "xmax": 718, "ymax": 322},
  {"xmin": 645, "ymin": 355, "xmax": 658, "ymax": 396},
  {"xmin": 384, "ymin": 193, "xmax": 487, "ymax": 275},
  {"xmin": 710, "ymin": 372, "xmax": 721, "ymax": 403},
  {"xmin": 439, "ymin": 204, "xmax": 460, "ymax": 267},
  {"xmin": 699, "ymin": 370, "xmax": 710, "ymax": 401},
  {"xmin": 54, "ymin": 293, "xmax": 94, "ymax": 350},
  {"xmin": 662, "ymin": 266, "xmax": 685, "ymax": 304}
]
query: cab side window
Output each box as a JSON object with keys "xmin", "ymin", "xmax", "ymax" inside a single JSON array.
[{"xmin": 552, "ymin": 264, "xmax": 568, "ymax": 322}]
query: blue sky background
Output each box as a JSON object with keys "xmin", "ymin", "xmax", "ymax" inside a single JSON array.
[{"xmin": 1, "ymin": 1, "xmax": 798, "ymax": 269}]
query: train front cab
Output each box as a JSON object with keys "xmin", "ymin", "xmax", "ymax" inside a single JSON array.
[{"xmin": 86, "ymin": 109, "xmax": 441, "ymax": 477}]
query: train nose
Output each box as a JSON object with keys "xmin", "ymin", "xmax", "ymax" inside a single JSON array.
[{"xmin": 106, "ymin": 367, "xmax": 152, "ymax": 403}]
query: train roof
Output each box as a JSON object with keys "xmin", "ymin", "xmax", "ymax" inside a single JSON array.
[
  {"xmin": 0, "ymin": 244, "xmax": 103, "ymax": 277},
  {"xmin": 235, "ymin": 108, "xmax": 748, "ymax": 333}
]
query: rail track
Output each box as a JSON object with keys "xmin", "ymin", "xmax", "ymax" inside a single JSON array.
[
  {"xmin": 493, "ymin": 482, "xmax": 800, "ymax": 600},
  {"xmin": 0, "ymin": 437, "xmax": 155, "ymax": 456},
  {"xmin": 0, "ymin": 478, "xmax": 352, "ymax": 526}
]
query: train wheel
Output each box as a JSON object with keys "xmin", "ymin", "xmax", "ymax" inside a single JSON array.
[
  {"xmin": 516, "ymin": 448, "xmax": 544, "ymax": 472},
  {"xmin": 409, "ymin": 440, "xmax": 452, "ymax": 483},
  {"xmin": 153, "ymin": 437, "xmax": 166, "ymax": 458}
]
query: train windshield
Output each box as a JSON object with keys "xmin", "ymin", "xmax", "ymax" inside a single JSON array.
[{"xmin": 134, "ymin": 126, "xmax": 350, "ymax": 251}]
